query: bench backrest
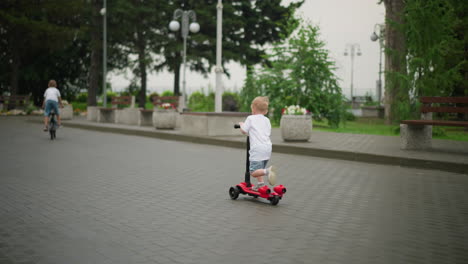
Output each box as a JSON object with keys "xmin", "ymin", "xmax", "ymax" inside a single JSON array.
[
  {"xmin": 152, "ymin": 96, "xmax": 179, "ymax": 108},
  {"xmin": 0, "ymin": 95, "xmax": 30, "ymax": 102},
  {"xmin": 420, "ymin": 97, "xmax": 468, "ymax": 114},
  {"xmin": 0, "ymin": 95, "xmax": 30, "ymax": 109},
  {"xmin": 111, "ymin": 96, "xmax": 134, "ymax": 108}
]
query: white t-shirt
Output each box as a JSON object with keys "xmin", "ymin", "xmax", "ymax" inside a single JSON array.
[
  {"xmin": 240, "ymin": 114, "xmax": 272, "ymax": 161},
  {"xmin": 44, "ymin": 87, "xmax": 61, "ymax": 102}
]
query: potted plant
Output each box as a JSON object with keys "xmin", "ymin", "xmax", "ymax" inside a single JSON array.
[
  {"xmin": 153, "ymin": 103, "xmax": 177, "ymax": 129},
  {"xmin": 280, "ymin": 105, "xmax": 312, "ymax": 141}
]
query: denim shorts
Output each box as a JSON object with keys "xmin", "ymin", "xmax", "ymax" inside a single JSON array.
[
  {"xmin": 249, "ymin": 160, "xmax": 269, "ymax": 173},
  {"xmin": 44, "ymin": 100, "xmax": 59, "ymax": 116}
]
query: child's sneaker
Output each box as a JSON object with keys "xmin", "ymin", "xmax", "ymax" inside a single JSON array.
[
  {"xmin": 43, "ymin": 126, "xmax": 48, "ymax": 132},
  {"xmin": 266, "ymin": 166, "xmax": 277, "ymax": 186}
]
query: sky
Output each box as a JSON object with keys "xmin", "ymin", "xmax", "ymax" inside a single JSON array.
[{"xmin": 110, "ymin": 0, "xmax": 385, "ymax": 100}]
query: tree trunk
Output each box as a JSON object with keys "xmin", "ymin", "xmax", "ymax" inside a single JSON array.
[
  {"xmin": 383, "ymin": 0, "xmax": 406, "ymax": 124},
  {"xmin": 8, "ymin": 37, "xmax": 20, "ymax": 110},
  {"xmin": 88, "ymin": 0, "xmax": 102, "ymax": 107},
  {"xmin": 173, "ymin": 61, "xmax": 181, "ymax": 96},
  {"xmin": 9, "ymin": 48, "xmax": 19, "ymax": 96},
  {"xmin": 136, "ymin": 31, "xmax": 147, "ymax": 109}
]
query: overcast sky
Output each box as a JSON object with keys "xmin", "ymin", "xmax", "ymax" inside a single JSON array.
[{"xmin": 110, "ymin": 0, "xmax": 385, "ymax": 100}]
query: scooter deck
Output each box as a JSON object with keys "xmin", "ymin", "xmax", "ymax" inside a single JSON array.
[{"xmin": 237, "ymin": 182, "xmax": 285, "ymax": 199}]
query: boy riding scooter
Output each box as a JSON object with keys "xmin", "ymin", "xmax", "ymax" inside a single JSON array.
[
  {"xmin": 230, "ymin": 96, "xmax": 286, "ymax": 205},
  {"xmin": 238, "ymin": 96, "xmax": 277, "ymax": 190}
]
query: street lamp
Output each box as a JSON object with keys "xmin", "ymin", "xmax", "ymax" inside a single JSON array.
[
  {"xmin": 215, "ymin": 0, "xmax": 223, "ymax": 113},
  {"xmin": 371, "ymin": 23, "xmax": 385, "ymax": 106},
  {"xmin": 101, "ymin": 1, "xmax": 107, "ymax": 107},
  {"xmin": 344, "ymin": 43, "xmax": 362, "ymax": 104},
  {"xmin": 169, "ymin": 9, "xmax": 200, "ymax": 110}
]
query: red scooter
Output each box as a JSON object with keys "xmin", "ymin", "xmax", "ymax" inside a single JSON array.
[{"xmin": 229, "ymin": 124, "xmax": 286, "ymax": 205}]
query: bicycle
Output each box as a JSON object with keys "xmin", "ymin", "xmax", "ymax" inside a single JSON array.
[{"xmin": 48, "ymin": 109, "xmax": 58, "ymax": 140}]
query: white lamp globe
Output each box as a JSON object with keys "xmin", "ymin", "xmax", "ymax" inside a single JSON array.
[
  {"xmin": 100, "ymin": 8, "xmax": 106, "ymax": 16},
  {"xmin": 169, "ymin": 21, "xmax": 180, "ymax": 31},
  {"xmin": 189, "ymin": 22, "xmax": 200, "ymax": 33},
  {"xmin": 370, "ymin": 32, "xmax": 379, "ymax": 42}
]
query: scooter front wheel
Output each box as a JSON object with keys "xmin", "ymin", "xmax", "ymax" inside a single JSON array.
[{"xmin": 229, "ymin": 186, "xmax": 240, "ymax": 200}]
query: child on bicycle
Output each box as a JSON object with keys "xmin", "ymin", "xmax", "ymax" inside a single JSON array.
[
  {"xmin": 42, "ymin": 80, "xmax": 63, "ymax": 131},
  {"xmin": 238, "ymin": 96, "xmax": 277, "ymax": 190}
]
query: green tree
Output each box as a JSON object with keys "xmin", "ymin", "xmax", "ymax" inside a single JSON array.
[
  {"xmin": 157, "ymin": 0, "xmax": 303, "ymax": 96},
  {"xmin": 381, "ymin": 0, "xmax": 407, "ymax": 124},
  {"xmin": 109, "ymin": 0, "xmax": 169, "ymax": 108},
  {"xmin": 0, "ymin": 0, "xmax": 87, "ymax": 105},
  {"xmin": 88, "ymin": 0, "xmax": 102, "ymax": 106},
  {"xmin": 382, "ymin": 0, "xmax": 467, "ymax": 122},
  {"xmin": 241, "ymin": 22, "xmax": 345, "ymax": 127}
]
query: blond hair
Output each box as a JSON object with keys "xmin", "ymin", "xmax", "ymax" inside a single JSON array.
[
  {"xmin": 48, "ymin": 80, "xmax": 57, "ymax": 88},
  {"xmin": 251, "ymin": 96, "xmax": 269, "ymax": 113}
]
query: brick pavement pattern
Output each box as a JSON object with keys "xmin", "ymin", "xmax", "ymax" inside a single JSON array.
[{"xmin": 0, "ymin": 117, "xmax": 467, "ymax": 264}]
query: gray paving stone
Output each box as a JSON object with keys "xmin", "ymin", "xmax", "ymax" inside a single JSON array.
[{"xmin": 0, "ymin": 117, "xmax": 467, "ymax": 264}]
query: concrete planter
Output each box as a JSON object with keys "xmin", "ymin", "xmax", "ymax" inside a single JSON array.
[
  {"xmin": 181, "ymin": 112, "xmax": 250, "ymax": 136},
  {"xmin": 280, "ymin": 114, "xmax": 312, "ymax": 141},
  {"xmin": 61, "ymin": 105, "xmax": 73, "ymax": 120},
  {"xmin": 116, "ymin": 108, "xmax": 140, "ymax": 125},
  {"xmin": 153, "ymin": 108, "xmax": 177, "ymax": 129}
]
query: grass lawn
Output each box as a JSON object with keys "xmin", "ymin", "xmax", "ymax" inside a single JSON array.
[{"xmin": 311, "ymin": 117, "xmax": 468, "ymax": 142}]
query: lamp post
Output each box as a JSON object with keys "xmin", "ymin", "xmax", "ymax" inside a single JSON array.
[
  {"xmin": 344, "ymin": 43, "xmax": 361, "ymax": 104},
  {"xmin": 100, "ymin": 1, "xmax": 107, "ymax": 107},
  {"xmin": 371, "ymin": 24, "xmax": 385, "ymax": 106},
  {"xmin": 215, "ymin": 0, "xmax": 223, "ymax": 113},
  {"xmin": 169, "ymin": 9, "xmax": 200, "ymax": 110}
]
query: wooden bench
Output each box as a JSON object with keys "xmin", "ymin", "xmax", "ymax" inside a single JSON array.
[
  {"xmin": 97, "ymin": 96, "xmax": 135, "ymax": 123},
  {"xmin": 0, "ymin": 95, "xmax": 30, "ymax": 110},
  {"xmin": 400, "ymin": 96, "xmax": 468, "ymax": 149}
]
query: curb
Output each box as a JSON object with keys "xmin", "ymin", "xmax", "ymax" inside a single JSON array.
[{"xmin": 61, "ymin": 121, "xmax": 468, "ymax": 175}]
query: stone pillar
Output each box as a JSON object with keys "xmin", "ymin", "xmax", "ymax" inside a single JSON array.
[
  {"xmin": 400, "ymin": 124, "xmax": 432, "ymax": 150},
  {"xmin": 87, "ymin": 106, "xmax": 99, "ymax": 121}
]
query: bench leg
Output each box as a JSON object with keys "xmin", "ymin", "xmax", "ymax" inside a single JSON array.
[
  {"xmin": 98, "ymin": 110, "xmax": 115, "ymax": 123},
  {"xmin": 138, "ymin": 112, "xmax": 153, "ymax": 126},
  {"xmin": 400, "ymin": 124, "xmax": 432, "ymax": 150}
]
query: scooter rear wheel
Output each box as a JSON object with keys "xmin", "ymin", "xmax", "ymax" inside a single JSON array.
[
  {"xmin": 270, "ymin": 195, "xmax": 280, "ymax": 206},
  {"xmin": 229, "ymin": 186, "xmax": 240, "ymax": 200}
]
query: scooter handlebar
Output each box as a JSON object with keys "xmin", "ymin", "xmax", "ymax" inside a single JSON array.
[{"xmin": 234, "ymin": 124, "xmax": 241, "ymax": 129}]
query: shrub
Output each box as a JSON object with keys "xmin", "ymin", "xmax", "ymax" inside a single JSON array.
[
  {"xmin": 239, "ymin": 21, "xmax": 346, "ymax": 127},
  {"xmin": 106, "ymin": 91, "xmax": 118, "ymax": 98},
  {"xmin": 345, "ymin": 111, "xmax": 356, "ymax": 121},
  {"xmin": 188, "ymin": 91, "xmax": 214, "ymax": 112},
  {"xmin": 25, "ymin": 104, "xmax": 37, "ymax": 115},
  {"xmin": 76, "ymin": 92, "xmax": 87, "ymax": 103},
  {"xmin": 148, "ymin": 92, "xmax": 159, "ymax": 103},
  {"xmin": 161, "ymin": 90, "xmax": 174, "ymax": 97},
  {"xmin": 222, "ymin": 92, "xmax": 240, "ymax": 111}
]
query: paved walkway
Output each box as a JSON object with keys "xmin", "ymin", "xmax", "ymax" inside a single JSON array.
[
  {"xmin": 57, "ymin": 116, "xmax": 468, "ymax": 174},
  {"xmin": 2, "ymin": 116, "xmax": 468, "ymax": 264}
]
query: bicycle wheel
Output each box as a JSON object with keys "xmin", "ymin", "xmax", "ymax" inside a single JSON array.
[{"xmin": 49, "ymin": 116, "xmax": 56, "ymax": 140}]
